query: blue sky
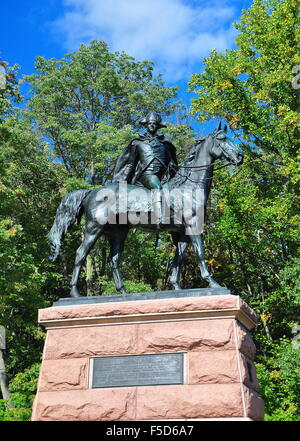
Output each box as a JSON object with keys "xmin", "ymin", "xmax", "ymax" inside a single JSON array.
[{"xmin": 1, "ymin": 0, "xmax": 253, "ymax": 128}]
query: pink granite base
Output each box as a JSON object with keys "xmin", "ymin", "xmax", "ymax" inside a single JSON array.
[{"xmin": 32, "ymin": 294, "xmax": 264, "ymax": 421}]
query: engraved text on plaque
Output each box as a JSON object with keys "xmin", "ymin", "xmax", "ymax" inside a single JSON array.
[{"xmin": 92, "ymin": 353, "xmax": 184, "ymax": 388}]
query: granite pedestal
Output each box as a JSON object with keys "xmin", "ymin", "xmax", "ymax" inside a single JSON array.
[{"xmin": 31, "ymin": 289, "xmax": 264, "ymax": 421}]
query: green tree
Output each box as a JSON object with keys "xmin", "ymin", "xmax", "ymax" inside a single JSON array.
[
  {"xmin": 256, "ymin": 339, "xmax": 300, "ymax": 421},
  {"xmin": 0, "ymin": 45, "xmax": 194, "ymax": 417},
  {"xmin": 24, "ymin": 40, "xmax": 194, "ymax": 296},
  {"xmin": 188, "ymin": 0, "xmax": 300, "ymax": 420},
  {"xmin": 0, "ymin": 87, "xmax": 66, "ymax": 379},
  {"xmin": 25, "ymin": 40, "xmax": 180, "ymax": 184},
  {"xmin": 0, "ymin": 363, "xmax": 40, "ymax": 421}
]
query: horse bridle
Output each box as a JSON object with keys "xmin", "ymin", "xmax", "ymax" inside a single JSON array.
[{"xmin": 173, "ymin": 133, "xmax": 236, "ymax": 184}]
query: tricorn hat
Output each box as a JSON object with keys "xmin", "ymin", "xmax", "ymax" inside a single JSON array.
[{"xmin": 139, "ymin": 111, "xmax": 167, "ymax": 128}]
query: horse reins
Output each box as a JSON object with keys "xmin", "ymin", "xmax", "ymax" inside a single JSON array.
[{"xmin": 172, "ymin": 161, "xmax": 235, "ymax": 184}]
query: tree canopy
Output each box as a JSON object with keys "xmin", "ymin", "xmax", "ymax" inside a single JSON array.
[
  {"xmin": 189, "ymin": 0, "xmax": 300, "ymax": 420},
  {"xmin": 0, "ymin": 0, "xmax": 299, "ymax": 421}
]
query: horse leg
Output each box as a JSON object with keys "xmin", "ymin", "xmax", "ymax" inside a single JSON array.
[
  {"xmin": 107, "ymin": 229, "xmax": 128, "ymax": 295},
  {"xmin": 70, "ymin": 222, "xmax": 103, "ymax": 297},
  {"xmin": 189, "ymin": 233, "xmax": 223, "ymax": 288},
  {"xmin": 170, "ymin": 233, "xmax": 189, "ymax": 290}
]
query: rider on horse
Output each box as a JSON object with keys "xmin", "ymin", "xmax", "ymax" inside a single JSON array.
[{"xmin": 112, "ymin": 112, "xmax": 178, "ymax": 227}]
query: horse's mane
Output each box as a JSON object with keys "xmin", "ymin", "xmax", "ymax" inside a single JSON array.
[{"xmin": 168, "ymin": 138, "xmax": 206, "ymax": 189}]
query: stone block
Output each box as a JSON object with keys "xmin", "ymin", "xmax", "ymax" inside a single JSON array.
[
  {"xmin": 188, "ymin": 350, "xmax": 259, "ymax": 391},
  {"xmin": 135, "ymin": 384, "xmax": 244, "ymax": 420},
  {"xmin": 137, "ymin": 319, "xmax": 235, "ymax": 354},
  {"xmin": 244, "ymin": 386, "xmax": 264, "ymax": 421},
  {"xmin": 32, "ymin": 384, "xmax": 264, "ymax": 421},
  {"xmin": 33, "ymin": 388, "xmax": 136, "ymax": 421},
  {"xmin": 188, "ymin": 350, "xmax": 240, "ymax": 385},
  {"xmin": 38, "ymin": 358, "xmax": 89, "ymax": 391},
  {"xmin": 43, "ymin": 325, "xmax": 138, "ymax": 360}
]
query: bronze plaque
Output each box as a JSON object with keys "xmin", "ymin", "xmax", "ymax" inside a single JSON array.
[{"xmin": 92, "ymin": 353, "xmax": 183, "ymax": 388}]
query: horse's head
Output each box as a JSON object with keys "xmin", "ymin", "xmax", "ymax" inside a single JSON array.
[
  {"xmin": 169, "ymin": 123, "xmax": 244, "ymax": 190},
  {"xmin": 207, "ymin": 122, "xmax": 244, "ymax": 166}
]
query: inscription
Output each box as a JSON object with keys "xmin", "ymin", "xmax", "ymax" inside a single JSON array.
[{"xmin": 92, "ymin": 353, "xmax": 183, "ymax": 388}]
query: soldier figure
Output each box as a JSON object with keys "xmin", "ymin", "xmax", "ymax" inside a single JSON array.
[{"xmin": 112, "ymin": 112, "xmax": 178, "ymax": 226}]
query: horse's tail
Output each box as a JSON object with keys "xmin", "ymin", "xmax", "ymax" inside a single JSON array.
[{"xmin": 48, "ymin": 189, "xmax": 91, "ymax": 262}]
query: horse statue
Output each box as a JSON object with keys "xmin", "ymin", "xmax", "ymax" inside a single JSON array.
[{"xmin": 48, "ymin": 123, "xmax": 243, "ymax": 297}]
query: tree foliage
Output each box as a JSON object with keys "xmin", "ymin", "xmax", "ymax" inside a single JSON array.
[
  {"xmin": 0, "ymin": 43, "xmax": 194, "ymax": 419},
  {"xmin": 189, "ymin": 0, "xmax": 300, "ymax": 420},
  {"xmin": 0, "ymin": 1, "xmax": 299, "ymax": 420},
  {"xmin": 25, "ymin": 40, "xmax": 180, "ymax": 184}
]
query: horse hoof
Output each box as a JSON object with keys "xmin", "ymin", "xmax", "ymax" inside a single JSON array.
[
  {"xmin": 70, "ymin": 287, "xmax": 82, "ymax": 298},
  {"xmin": 48, "ymin": 255, "xmax": 57, "ymax": 263},
  {"xmin": 207, "ymin": 278, "xmax": 223, "ymax": 289}
]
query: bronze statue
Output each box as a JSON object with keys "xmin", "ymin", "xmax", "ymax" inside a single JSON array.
[
  {"xmin": 112, "ymin": 112, "xmax": 178, "ymax": 226},
  {"xmin": 48, "ymin": 121, "xmax": 243, "ymax": 297}
]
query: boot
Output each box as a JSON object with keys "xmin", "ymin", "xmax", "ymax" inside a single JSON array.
[{"xmin": 152, "ymin": 190, "xmax": 162, "ymax": 229}]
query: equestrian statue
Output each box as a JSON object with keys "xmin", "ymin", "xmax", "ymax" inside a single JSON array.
[{"xmin": 48, "ymin": 113, "xmax": 243, "ymax": 297}]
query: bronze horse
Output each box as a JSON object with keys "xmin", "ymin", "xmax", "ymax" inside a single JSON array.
[{"xmin": 49, "ymin": 124, "xmax": 243, "ymax": 297}]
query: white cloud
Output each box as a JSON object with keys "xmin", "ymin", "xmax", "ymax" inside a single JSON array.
[{"xmin": 50, "ymin": 0, "xmax": 237, "ymax": 82}]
